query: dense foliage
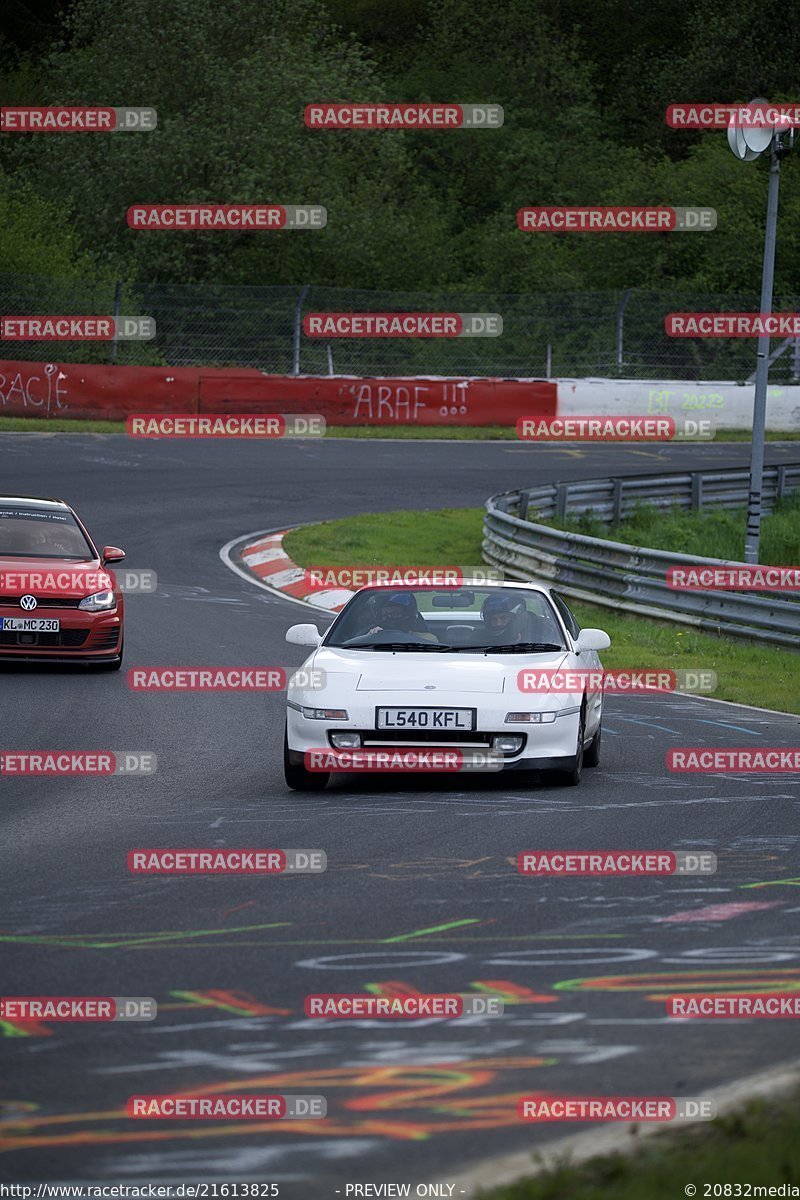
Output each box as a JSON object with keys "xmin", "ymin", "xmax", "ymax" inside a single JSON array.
[{"xmin": 1, "ymin": 0, "xmax": 799, "ymax": 291}]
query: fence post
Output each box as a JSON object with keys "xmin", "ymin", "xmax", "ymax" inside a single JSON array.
[
  {"xmin": 545, "ymin": 343, "xmax": 552, "ymax": 378},
  {"xmin": 556, "ymin": 483, "xmax": 568, "ymax": 519},
  {"xmin": 292, "ymin": 284, "xmax": 309, "ymax": 375},
  {"xmin": 691, "ymin": 472, "xmax": 703, "ymax": 511},
  {"xmin": 109, "ymin": 279, "xmax": 122, "ymax": 364},
  {"xmin": 612, "ymin": 477, "xmax": 623, "ymax": 523},
  {"xmin": 615, "ymin": 288, "xmax": 633, "ymax": 372}
]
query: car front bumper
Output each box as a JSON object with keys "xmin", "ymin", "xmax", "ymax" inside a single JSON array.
[
  {"xmin": 286, "ymin": 693, "xmax": 582, "ymax": 773},
  {"xmin": 0, "ymin": 604, "xmax": 123, "ymax": 663}
]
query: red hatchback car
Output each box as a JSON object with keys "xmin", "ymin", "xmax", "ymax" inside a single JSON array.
[{"xmin": 0, "ymin": 497, "xmax": 125, "ymax": 669}]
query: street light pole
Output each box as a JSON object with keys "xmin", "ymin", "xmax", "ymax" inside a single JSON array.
[{"xmin": 744, "ymin": 140, "xmax": 781, "ymax": 563}]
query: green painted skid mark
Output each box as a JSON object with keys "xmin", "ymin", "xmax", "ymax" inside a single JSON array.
[
  {"xmin": 168, "ymin": 991, "xmax": 260, "ymax": 1016},
  {"xmin": 0, "ymin": 922, "xmax": 291, "ymax": 950},
  {"xmin": 382, "ymin": 918, "xmax": 481, "ymax": 943},
  {"xmin": 742, "ymin": 878, "xmax": 800, "ymax": 888},
  {"xmin": 0, "ymin": 929, "xmax": 626, "ymax": 951},
  {"xmin": 0, "ymin": 1021, "xmax": 37, "ymax": 1037}
]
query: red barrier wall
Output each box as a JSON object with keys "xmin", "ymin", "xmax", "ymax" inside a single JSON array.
[{"xmin": 0, "ymin": 360, "xmax": 556, "ymax": 426}]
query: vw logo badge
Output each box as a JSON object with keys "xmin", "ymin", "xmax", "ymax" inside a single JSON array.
[{"xmin": 20, "ymin": 594, "xmax": 38, "ymax": 611}]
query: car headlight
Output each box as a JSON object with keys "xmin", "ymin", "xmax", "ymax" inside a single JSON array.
[
  {"xmin": 505, "ymin": 712, "xmax": 557, "ymax": 723},
  {"xmin": 301, "ymin": 707, "xmax": 349, "ymax": 720},
  {"xmin": 78, "ymin": 590, "xmax": 117, "ymax": 612}
]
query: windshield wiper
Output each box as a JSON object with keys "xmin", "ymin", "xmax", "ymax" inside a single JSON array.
[
  {"xmin": 448, "ymin": 642, "xmax": 564, "ymax": 654},
  {"xmin": 346, "ymin": 642, "xmax": 449, "ymax": 652},
  {"xmin": 489, "ymin": 641, "xmax": 564, "ymax": 653}
]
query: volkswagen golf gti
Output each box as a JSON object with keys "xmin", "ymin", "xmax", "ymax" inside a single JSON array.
[{"xmin": 0, "ymin": 497, "xmax": 125, "ymax": 669}]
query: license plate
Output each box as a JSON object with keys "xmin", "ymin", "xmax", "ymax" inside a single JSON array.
[
  {"xmin": 0, "ymin": 617, "xmax": 60, "ymax": 632},
  {"xmin": 377, "ymin": 707, "xmax": 474, "ymax": 731}
]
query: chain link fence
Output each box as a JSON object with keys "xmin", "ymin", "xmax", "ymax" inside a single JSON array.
[{"xmin": 2, "ymin": 272, "xmax": 800, "ymax": 381}]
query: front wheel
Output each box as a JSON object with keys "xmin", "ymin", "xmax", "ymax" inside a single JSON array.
[
  {"xmin": 547, "ymin": 707, "xmax": 585, "ymax": 787},
  {"xmin": 284, "ymin": 726, "xmax": 329, "ymax": 791}
]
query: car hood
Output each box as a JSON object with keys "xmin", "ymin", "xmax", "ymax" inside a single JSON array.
[
  {"xmin": 0, "ymin": 556, "xmax": 109, "ymax": 600},
  {"xmin": 313, "ymin": 647, "xmax": 570, "ymax": 695}
]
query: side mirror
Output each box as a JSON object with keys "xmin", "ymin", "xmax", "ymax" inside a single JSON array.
[
  {"xmin": 102, "ymin": 546, "xmax": 126, "ymax": 564},
  {"xmin": 576, "ymin": 628, "xmax": 611, "ymax": 652},
  {"xmin": 286, "ymin": 623, "xmax": 322, "ymax": 648}
]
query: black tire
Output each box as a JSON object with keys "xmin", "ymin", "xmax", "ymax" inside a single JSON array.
[
  {"xmin": 548, "ymin": 705, "xmax": 585, "ymax": 787},
  {"xmin": 284, "ymin": 726, "xmax": 329, "ymax": 791},
  {"xmin": 584, "ymin": 721, "xmax": 601, "ymax": 768}
]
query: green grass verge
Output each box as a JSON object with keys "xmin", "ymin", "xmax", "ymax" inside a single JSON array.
[
  {"xmin": 477, "ymin": 1090, "xmax": 800, "ymax": 1200},
  {"xmin": 0, "ymin": 415, "xmax": 798, "ymax": 440},
  {"xmin": 554, "ymin": 493, "xmax": 800, "ymax": 565},
  {"xmin": 0, "ymin": 415, "xmax": 126, "ymax": 433},
  {"xmin": 283, "ymin": 506, "xmax": 800, "ymax": 713}
]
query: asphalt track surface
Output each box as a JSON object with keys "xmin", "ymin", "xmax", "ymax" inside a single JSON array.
[{"xmin": 1, "ymin": 434, "xmax": 799, "ymax": 1196}]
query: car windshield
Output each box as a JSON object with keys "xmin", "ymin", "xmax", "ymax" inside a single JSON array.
[
  {"xmin": 0, "ymin": 508, "xmax": 94, "ymax": 559},
  {"xmin": 325, "ymin": 585, "xmax": 568, "ymax": 652}
]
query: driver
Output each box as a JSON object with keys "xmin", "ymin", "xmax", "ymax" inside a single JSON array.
[
  {"xmin": 480, "ymin": 592, "xmax": 525, "ymax": 644},
  {"xmin": 367, "ymin": 590, "xmax": 438, "ymax": 642},
  {"xmin": 19, "ymin": 524, "xmax": 52, "ymax": 553}
]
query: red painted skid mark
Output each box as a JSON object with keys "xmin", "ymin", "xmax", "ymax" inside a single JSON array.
[
  {"xmin": 167, "ymin": 989, "xmax": 290, "ymax": 1016},
  {"xmin": 656, "ymin": 901, "xmax": 781, "ymax": 924},
  {"xmin": 364, "ymin": 979, "xmax": 556, "ymax": 1005},
  {"xmin": 474, "ymin": 980, "xmax": 556, "ymax": 1005},
  {"xmin": 221, "ymin": 900, "xmax": 257, "ymax": 918},
  {"xmin": 0, "ymin": 1019, "xmax": 54, "ymax": 1037}
]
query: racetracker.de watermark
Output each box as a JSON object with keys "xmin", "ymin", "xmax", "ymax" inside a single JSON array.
[
  {"xmin": 518, "ymin": 1096, "xmax": 716, "ymax": 1121},
  {"xmin": 304, "ymin": 102, "xmax": 503, "ymax": 129},
  {"xmin": 126, "ymin": 1094, "xmax": 326, "ymax": 1119},
  {"xmin": 304, "ymin": 566, "xmax": 503, "ymax": 589},
  {"xmin": 127, "ymin": 848, "xmax": 326, "ymax": 873},
  {"xmin": 305, "ymin": 749, "xmax": 504, "ymax": 772},
  {"xmin": 126, "ymin": 415, "xmax": 325, "ymax": 438},
  {"xmin": 666, "ymin": 101, "xmax": 800, "ymax": 128},
  {"xmin": 127, "ymin": 204, "xmax": 326, "ymax": 230},
  {"xmin": 517, "ymin": 207, "xmax": 716, "ymax": 231},
  {"xmin": 0, "ymin": 751, "xmax": 156, "ymax": 775},
  {"xmin": 667, "ymin": 748, "xmax": 800, "ymax": 772},
  {"xmin": 303, "ymin": 313, "xmax": 502, "ymax": 337},
  {"xmin": 517, "ymin": 668, "xmax": 717, "ymax": 694},
  {"xmin": 517, "ymin": 850, "xmax": 717, "ymax": 876},
  {"xmin": 126, "ymin": 667, "xmax": 326, "ymax": 691},
  {"xmin": 666, "ymin": 313, "xmax": 800, "ymax": 337},
  {"xmin": 667, "ymin": 993, "xmax": 800, "ymax": 1018},
  {"xmin": 304, "ymin": 993, "xmax": 503, "ymax": 1017},
  {"xmin": 1, "ymin": 316, "xmax": 154, "ymax": 340},
  {"xmin": 1, "ymin": 106, "xmax": 156, "ymax": 131},
  {"xmin": 516, "ymin": 416, "xmax": 714, "ymax": 440},
  {"xmin": 0, "ymin": 997, "xmax": 156, "ymax": 1021},
  {"xmin": 0, "ymin": 567, "xmax": 156, "ymax": 594},
  {"xmin": 667, "ymin": 565, "xmax": 800, "ymax": 591}
]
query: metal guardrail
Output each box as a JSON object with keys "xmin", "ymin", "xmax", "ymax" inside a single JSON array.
[{"xmin": 483, "ymin": 464, "xmax": 800, "ymax": 648}]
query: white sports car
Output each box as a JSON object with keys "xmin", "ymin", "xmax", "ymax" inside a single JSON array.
[{"xmin": 283, "ymin": 582, "xmax": 610, "ymax": 791}]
